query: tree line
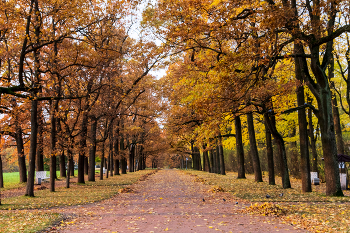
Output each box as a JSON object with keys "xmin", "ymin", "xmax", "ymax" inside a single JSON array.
[
  {"xmin": 0, "ymin": 0, "xmax": 166, "ymax": 197},
  {"xmin": 144, "ymin": 0, "xmax": 350, "ymax": 196}
]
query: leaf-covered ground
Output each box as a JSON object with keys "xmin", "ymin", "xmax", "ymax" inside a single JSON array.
[
  {"xmin": 0, "ymin": 170, "xmax": 156, "ymax": 232},
  {"xmin": 53, "ymin": 169, "xmax": 304, "ymax": 233},
  {"xmin": 185, "ymin": 170, "xmax": 350, "ymax": 232}
]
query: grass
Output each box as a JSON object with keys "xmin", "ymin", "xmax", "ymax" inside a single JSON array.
[
  {"xmin": 0, "ymin": 169, "xmax": 157, "ymax": 233},
  {"xmin": 183, "ymin": 170, "xmax": 350, "ymax": 233},
  {"xmin": 0, "ymin": 211, "xmax": 61, "ymax": 233},
  {"xmin": 2, "ymin": 170, "xmax": 79, "ymax": 190}
]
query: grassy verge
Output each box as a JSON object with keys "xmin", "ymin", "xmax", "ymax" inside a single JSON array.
[
  {"xmin": 183, "ymin": 170, "xmax": 350, "ymax": 232},
  {"xmin": 0, "ymin": 210, "xmax": 61, "ymax": 233},
  {"xmin": 0, "ymin": 169, "xmax": 157, "ymax": 233},
  {"xmin": 1, "ymin": 171, "xmax": 78, "ymax": 190}
]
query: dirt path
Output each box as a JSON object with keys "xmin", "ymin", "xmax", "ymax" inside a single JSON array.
[{"xmin": 52, "ymin": 170, "xmax": 306, "ymax": 233}]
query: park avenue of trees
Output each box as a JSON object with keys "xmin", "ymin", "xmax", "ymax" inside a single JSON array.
[{"xmin": 1, "ymin": 0, "xmax": 350, "ymax": 198}]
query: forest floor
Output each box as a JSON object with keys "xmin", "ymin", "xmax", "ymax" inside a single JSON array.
[{"xmin": 47, "ymin": 169, "xmax": 305, "ymax": 233}]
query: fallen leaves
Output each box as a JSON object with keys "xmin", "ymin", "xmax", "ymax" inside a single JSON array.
[
  {"xmin": 208, "ymin": 186, "xmax": 225, "ymax": 193},
  {"xmin": 242, "ymin": 202, "xmax": 288, "ymax": 217}
]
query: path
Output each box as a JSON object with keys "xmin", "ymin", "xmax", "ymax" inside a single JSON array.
[{"xmin": 52, "ymin": 170, "xmax": 306, "ymax": 233}]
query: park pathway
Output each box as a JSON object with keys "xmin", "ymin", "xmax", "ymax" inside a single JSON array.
[{"xmin": 54, "ymin": 170, "xmax": 306, "ymax": 233}]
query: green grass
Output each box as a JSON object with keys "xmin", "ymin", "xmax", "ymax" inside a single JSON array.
[
  {"xmin": 184, "ymin": 170, "xmax": 350, "ymax": 232},
  {"xmin": 2, "ymin": 170, "xmax": 79, "ymax": 190}
]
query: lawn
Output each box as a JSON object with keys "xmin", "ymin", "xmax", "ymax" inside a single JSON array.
[
  {"xmin": 184, "ymin": 170, "xmax": 350, "ymax": 233},
  {"xmin": 2, "ymin": 170, "xmax": 78, "ymax": 190},
  {"xmin": 0, "ymin": 169, "xmax": 157, "ymax": 233}
]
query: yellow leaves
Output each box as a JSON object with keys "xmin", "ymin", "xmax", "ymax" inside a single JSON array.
[{"xmin": 242, "ymin": 202, "xmax": 288, "ymax": 217}]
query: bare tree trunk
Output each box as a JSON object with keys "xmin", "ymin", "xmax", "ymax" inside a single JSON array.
[
  {"xmin": 264, "ymin": 112, "xmax": 291, "ymax": 189},
  {"xmin": 36, "ymin": 107, "xmax": 44, "ymax": 173},
  {"xmin": 295, "ymin": 41, "xmax": 312, "ymax": 192},
  {"xmin": 88, "ymin": 117, "xmax": 97, "ymax": 181},
  {"xmin": 100, "ymin": 142, "xmax": 105, "ymax": 180},
  {"xmin": 235, "ymin": 116, "xmax": 245, "ymax": 179},
  {"xmin": 25, "ymin": 99, "xmax": 38, "ymax": 197},
  {"xmin": 218, "ymin": 134, "xmax": 226, "ymax": 175},
  {"xmin": 332, "ymin": 96, "xmax": 345, "ymax": 154},
  {"xmin": 0, "ymin": 152, "xmax": 3, "ymax": 188},
  {"xmin": 209, "ymin": 149, "xmax": 214, "ymax": 173},
  {"xmin": 289, "ymin": 126, "xmax": 299, "ymax": 177},
  {"xmin": 109, "ymin": 127, "xmax": 114, "ymax": 177},
  {"xmin": 307, "ymin": 98, "xmax": 319, "ymax": 173},
  {"xmin": 246, "ymin": 113, "xmax": 262, "ymax": 182},
  {"xmin": 78, "ymin": 112, "xmax": 88, "ymax": 184},
  {"xmin": 16, "ymin": 127, "xmax": 27, "ymax": 183},
  {"xmin": 264, "ymin": 116, "xmax": 275, "ymax": 185}
]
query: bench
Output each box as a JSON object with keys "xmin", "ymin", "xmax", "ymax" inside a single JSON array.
[
  {"xmin": 102, "ymin": 167, "xmax": 107, "ymax": 174},
  {"xmin": 310, "ymin": 172, "xmax": 320, "ymax": 185},
  {"xmin": 35, "ymin": 171, "xmax": 50, "ymax": 184}
]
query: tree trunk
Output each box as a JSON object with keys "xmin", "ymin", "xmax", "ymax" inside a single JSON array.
[
  {"xmin": 289, "ymin": 126, "xmax": 299, "ymax": 177},
  {"xmin": 129, "ymin": 143, "xmax": 135, "ymax": 173},
  {"xmin": 50, "ymin": 156, "xmax": 56, "ymax": 192},
  {"xmin": 307, "ymin": 98, "xmax": 318, "ymax": 173},
  {"xmin": 209, "ymin": 149, "xmax": 214, "ymax": 173},
  {"xmin": 70, "ymin": 156, "xmax": 74, "ymax": 176},
  {"xmin": 246, "ymin": 113, "xmax": 262, "ymax": 182},
  {"xmin": 84, "ymin": 156, "xmax": 89, "ymax": 175},
  {"xmin": 36, "ymin": 108, "xmax": 44, "ymax": 173},
  {"xmin": 78, "ymin": 113, "xmax": 88, "ymax": 184},
  {"xmin": 50, "ymin": 101, "xmax": 58, "ymax": 192},
  {"xmin": 109, "ymin": 128, "xmax": 114, "ymax": 177},
  {"xmin": 60, "ymin": 151, "xmax": 66, "ymax": 178},
  {"xmin": 16, "ymin": 127, "xmax": 27, "ymax": 183},
  {"xmin": 25, "ymin": 99, "xmax": 38, "ymax": 197},
  {"xmin": 100, "ymin": 142, "xmax": 105, "ymax": 180},
  {"xmin": 264, "ymin": 116, "xmax": 275, "ymax": 185},
  {"xmin": 114, "ymin": 125, "xmax": 120, "ymax": 175},
  {"xmin": 66, "ymin": 159, "xmax": 70, "ymax": 189},
  {"xmin": 88, "ymin": 117, "xmax": 97, "ymax": 181},
  {"xmin": 235, "ymin": 116, "xmax": 245, "ymax": 179},
  {"xmin": 121, "ymin": 158, "xmax": 127, "ymax": 174},
  {"xmin": 264, "ymin": 112, "xmax": 291, "ymax": 189},
  {"xmin": 66, "ymin": 145, "xmax": 73, "ymax": 188},
  {"xmin": 295, "ymin": 42, "xmax": 312, "ymax": 192},
  {"xmin": 218, "ymin": 134, "xmax": 226, "ymax": 175},
  {"xmin": 203, "ymin": 145, "xmax": 210, "ymax": 172},
  {"xmin": 0, "ymin": 153, "xmax": 3, "ymax": 188},
  {"xmin": 332, "ymin": 96, "xmax": 345, "ymax": 154}
]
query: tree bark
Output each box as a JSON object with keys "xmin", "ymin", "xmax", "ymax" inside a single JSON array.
[
  {"xmin": 100, "ymin": 142, "xmax": 105, "ymax": 180},
  {"xmin": 332, "ymin": 95, "xmax": 345, "ymax": 155},
  {"xmin": 246, "ymin": 113, "xmax": 262, "ymax": 182},
  {"xmin": 289, "ymin": 126, "xmax": 299, "ymax": 178},
  {"xmin": 235, "ymin": 116, "xmax": 245, "ymax": 179},
  {"xmin": 15, "ymin": 126, "xmax": 27, "ymax": 183},
  {"xmin": 109, "ymin": 131, "xmax": 114, "ymax": 177},
  {"xmin": 59, "ymin": 151, "xmax": 66, "ymax": 178},
  {"xmin": 203, "ymin": 145, "xmax": 210, "ymax": 172},
  {"xmin": 218, "ymin": 134, "xmax": 226, "ymax": 175},
  {"xmin": 264, "ymin": 116, "xmax": 275, "ymax": 185},
  {"xmin": 78, "ymin": 112, "xmax": 88, "ymax": 184},
  {"xmin": 0, "ymin": 152, "xmax": 3, "ymax": 188},
  {"xmin": 264, "ymin": 112, "xmax": 291, "ymax": 188},
  {"xmin": 88, "ymin": 117, "xmax": 97, "ymax": 181},
  {"xmin": 209, "ymin": 149, "xmax": 214, "ymax": 173},
  {"xmin": 114, "ymin": 123, "xmax": 120, "ymax": 175},
  {"xmin": 295, "ymin": 43, "xmax": 312, "ymax": 192},
  {"xmin": 307, "ymin": 98, "xmax": 319, "ymax": 173},
  {"xmin": 25, "ymin": 99, "xmax": 38, "ymax": 197},
  {"xmin": 36, "ymin": 108, "xmax": 44, "ymax": 173}
]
